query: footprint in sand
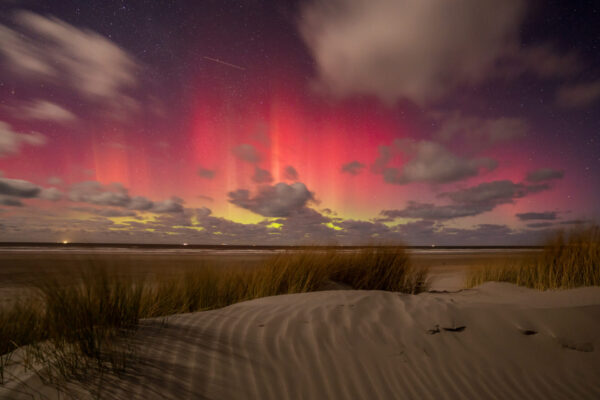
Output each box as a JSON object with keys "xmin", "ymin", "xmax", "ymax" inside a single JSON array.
[
  {"xmin": 426, "ymin": 325, "xmax": 466, "ymax": 334},
  {"xmin": 560, "ymin": 340, "xmax": 594, "ymax": 353}
]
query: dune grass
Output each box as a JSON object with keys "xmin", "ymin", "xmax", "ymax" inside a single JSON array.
[
  {"xmin": 466, "ymin": 226, "xmax": 600, "ymax": 289},
  {"xmin": 0, "ymin": 247, "xmax": 427, "ymax": 384}
]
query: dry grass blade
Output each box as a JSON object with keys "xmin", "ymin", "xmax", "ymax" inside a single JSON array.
[
  {"xmin": 466, "ymin": 226, "xmax": 600, "ymax": 289},
  {"xmin": 1, "ymin": 246, "xmax": 427, "ymax": 389}
]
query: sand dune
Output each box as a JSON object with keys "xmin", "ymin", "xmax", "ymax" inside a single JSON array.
[{"xmin": 2, "ymin": 282, "xmax": 600, "ymax": 399}]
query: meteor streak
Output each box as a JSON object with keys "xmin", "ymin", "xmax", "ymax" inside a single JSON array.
[{"xmin": 204, "ymin": 56, "xmax": 246, "ymax": 71}]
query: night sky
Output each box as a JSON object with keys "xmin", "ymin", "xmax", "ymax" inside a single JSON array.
[{"xmin": 0, "ymin": 0, "xmax": 598, "ymax": 245}]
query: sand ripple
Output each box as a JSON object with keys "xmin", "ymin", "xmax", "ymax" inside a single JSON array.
[{"xmin": 2, "ymin": 282, "xmax": 600, "ymax": 399}]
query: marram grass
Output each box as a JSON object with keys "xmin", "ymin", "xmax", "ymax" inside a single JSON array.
[
  {"xmin": 0, "ymin": 247, "xmax": 427, "ymax": 385},
  {"xmin": 466, "ymin": 226, "xmax": 600, "ymax": 290}
]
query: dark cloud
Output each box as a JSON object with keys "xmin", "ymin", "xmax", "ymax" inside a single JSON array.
[
  {"xmin": 73, "ymin": 207, "xmax": 138, "ymax": 218},
  {"xmin": 252, "ymin": 167, "xmax": 274, "ymax": 183},
  {"xmin": 232, "ymin": 144, "xmax": 261, "ymax": 163},
  {"xmin": 559, "ymin": 219, "xmax": 588, "ymax": 226},
  {"xmin": 433, "ymin": 112, "xmax": 529, "ymax": 150},
  {"xmin": 198, "ymin": 167, "xmax": 216, "ymax": 179},
  {"xmin": 0, "ymin": 196, "xmax": 24, "ymax": 206},
  {"xmin": 228, "ymin": 182, "xmax": 314, "ymax": 217},
  {"xmin": 383, "ymin": 180, "xmax": 551, "ymax": 223},
  {"xmin": 374, "ymin": 139, "xmax": 497, "ymax": 185},
  {"xmin": 0, "ymin": 121, "xmax": 47, "ymax": 157},
  {"xmin": 381, "ymin": 201, "xmax": 482, "ymax": 221},
  {"xmin": 527, "ymin": 222, "xmax": 554, "ymax": 229},
  {"xmin": 69, "ymin": 181, "xmax": 183, "ymax": 213},
  {"xmin": 0, "ymin": 176, "xmax": 62, "ymax": 206},
  {"xmin": 0, "ymin": 177, "xmax": 42, "ymax": 198},
  {"xmin": 151, "ymin": 197, "xmax": 184, "ymax": 214},
  {"xmin": 516, "ymin": 211, "xmax": 558, "ymax": 221},
  {"xmin": 556, "ymin": 80, "xmax": 600, "ymax": 108},
  {"xmin": 341, "ymin": 160, "xmax": 365, "ymax": 175},
  {"xmin": 526, "ymin": 168, "xmax": 564, "ymax": 183},
  {"xmin": 69, "ymin": 181, "xmax": 130, "ymax": 207},
  {"xmin": 441, "ymin": 180, "xmax": 547, "ymax": 207},
  {"xmin": 283, "ymin": 165, "xmax": 299, "ymax": 181},
  {"xmin": 128, "ymin": 196, "xmax": 154, "ymax": 211}
]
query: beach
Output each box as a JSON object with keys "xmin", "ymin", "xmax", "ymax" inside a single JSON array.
[
  {"xmin": 1, "ymin": 282, "xmax": 599, "ymax": 399},
  {"xmin": 2, "ymin": 247, "xmax": 599, "ymax": 399}
]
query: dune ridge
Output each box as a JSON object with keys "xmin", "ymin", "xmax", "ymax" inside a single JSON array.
[{"xmin": 2, "ymin": 282, "xmax": 600, "ymax": 399}]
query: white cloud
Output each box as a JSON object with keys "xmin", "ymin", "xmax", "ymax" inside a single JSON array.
[
  {"xmin": 21, "ymin": 100, "xmax": 77, "ymax": 122},
  {"xmin": 0, "ymin": 121, "xmax": 46, "ymax": 157},
  {"xmin": 299, "ymin": 0, "xmax": 527, "ymax": 105},
  {"xmin": 0, "ymin": 11, "xmax": 140, "ymax": 113}
]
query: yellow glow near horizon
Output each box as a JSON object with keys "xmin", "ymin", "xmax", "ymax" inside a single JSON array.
[{"xmin": 325, "ymin": 222, "xmax": 342, "ymax": 231}]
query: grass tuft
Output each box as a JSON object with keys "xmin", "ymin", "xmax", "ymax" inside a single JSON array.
[
  {"xmin": 466, "ymin": 226, "xmax": 600, "ymax": 289},
  {"xmin": 0, "ymin": 247, "xmax": 427, "ymax": 387}
]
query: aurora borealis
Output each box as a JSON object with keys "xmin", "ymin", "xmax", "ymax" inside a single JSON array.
[{"xmin": 0, "ymin": 0, "xmax": 598, "ymax": 245}]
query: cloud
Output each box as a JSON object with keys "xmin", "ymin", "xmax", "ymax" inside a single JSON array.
[
  {"xmin": 69, "ymin": 181, "xmax": 183, "ymax": 213},
  {"xmin": 69, "ymin": 181, "xmax": 130, "ymax": 207},
  {"xmin": 526, "ymin": 222, "xmax": 554, "ymax": 229},
  {"xmin": 73, "ymin": 207, "xmax": 138, "ymax": 218},
  {"xmin": 441, "ymin": 180, "xmax": 547, "ymax": 207},
  {"xmin": 252, "ymin": 167, "xmax": 273, "ymax": 183},
  {"xmin": 0, "ymin": 196, "xmax": 23, "ymax": 206},
  {"xmin": 0, "ymin": 121, "xmax": 46, "ymax": 157},
  {"xmin": 39, "ymin": 187, "xmax": 63, "ymax": 201},
  {"xmin": 526, "ymin": 168, "xmax": 564, "ymax": 183},
  {"xmin": 228, "ymin": 182, "xmax": 314, "ymax": 217},
  {"xmin": 232, "ymin": 144, "xmax": 260, "ymax": 163},
  {"xmin": 0, "ymin": 11, "xmax": 140, "ymax": 113},
  {"xmin": 434, "ymin": 112, "xmax": 528, "ymax": 150},
  {"xmin": 380, "ymin": 201, "xmax": 482, "ymax": 221},
  {"xmin": 341, "ymin": 160, "xmax": 365, "ymax": 175},
  {"xmin": 299, "ymin": 0, "xmax": 528, "ymax": 105},
  {"xmin": 151, "ymin": 197, "xmax": 184, "ymax": 214},
  {"xmin": 0, "ymin": 177, "xmax": 41, "ymax": 198},
  {"xmin": 198, "ymin": 167, "xmax": 216, "ymax": 179},
  {"xmin": 128, "ymin": 196, "xmax": 154, "ymax": 211},
  {"xmin": 375, "ymin": 139, "xmax": 497, "ymax": 184},
  {"xmin": 516, "ymin": 212, "xmax": 558, "ymax": 221},
  {"xmin": 20, "ymin": 100, "xmax": 77, "ymax": 122},
  {"xmin": 556, "ymin": 80, "xmax": 600, "ymax": 108},
  {"xmin": 0, "ymin": 176, "xmax": 61, "ymax": 205},
  {"xmin": 382, "ymin": 179, "xmax": 552, "ymax": 222},
  {"xmin": 283, "ymin": 165, "xmax": 299, "ymax": 181}
]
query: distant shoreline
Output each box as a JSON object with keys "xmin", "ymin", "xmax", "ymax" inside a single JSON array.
[{"xmin": 0, "ymin": 242, "xmax": 543, "ymax": 250}]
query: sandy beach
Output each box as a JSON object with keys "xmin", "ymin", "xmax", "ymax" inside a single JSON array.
[{"xmin": 2, "ymin": 279, "xmax": 599, "ymax": 399}]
